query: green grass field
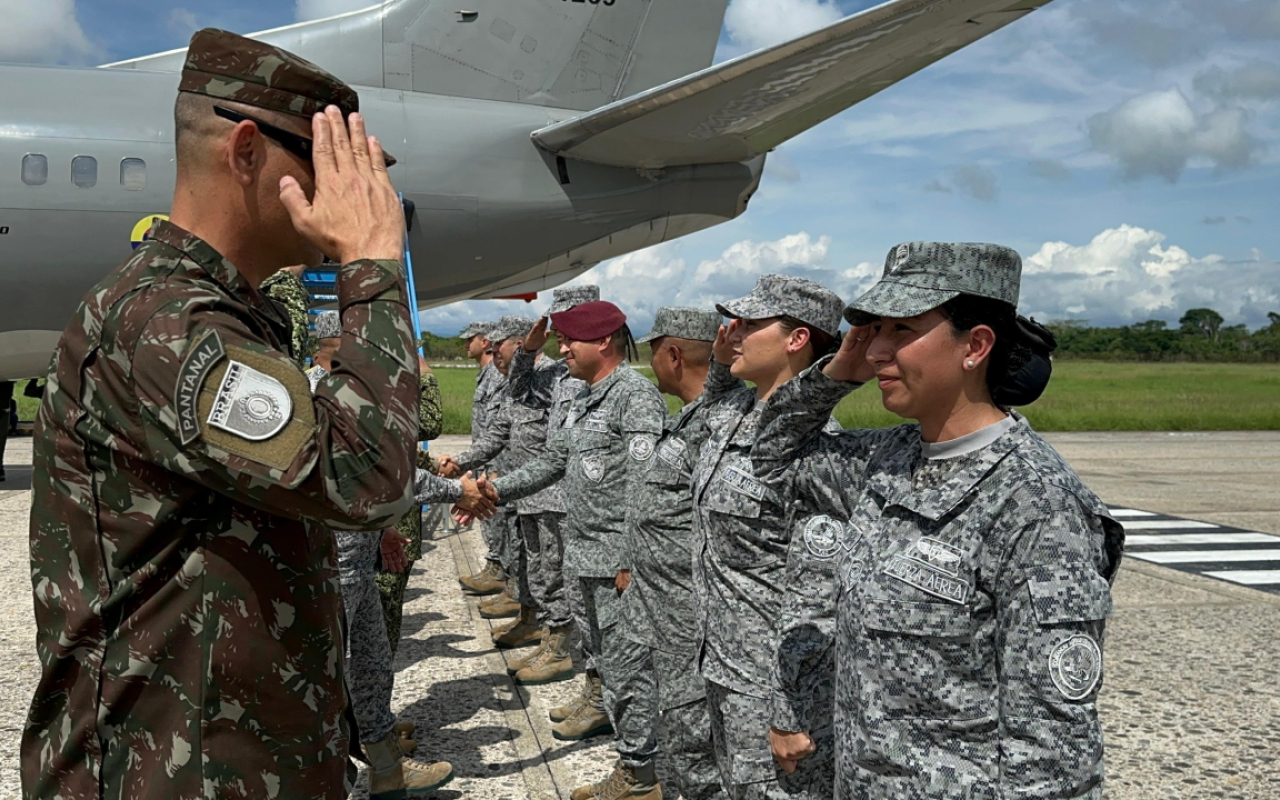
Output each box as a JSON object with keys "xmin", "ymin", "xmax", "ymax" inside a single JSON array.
[{"xmin": 15, "ymin": 361, "xmax": 1278, "ymax": 433}]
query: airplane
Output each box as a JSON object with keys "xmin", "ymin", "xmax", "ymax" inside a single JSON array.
[{"xmin": 0, "ymin": 0, "xmax": 1053, "ymax": 380}]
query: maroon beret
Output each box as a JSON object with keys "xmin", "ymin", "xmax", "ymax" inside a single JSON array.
[{"xmin": 551, "ymin": 301, "xmax": 626, "ymax": 341}]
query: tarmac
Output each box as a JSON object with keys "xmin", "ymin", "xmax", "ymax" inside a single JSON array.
[{"xmin": 1, "ymin": 430, "xmax": 1278, "ymax": 799}]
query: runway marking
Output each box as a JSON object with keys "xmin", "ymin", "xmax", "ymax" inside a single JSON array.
[{"xmin": 1112, "ymin": 507, "xmax": 1280, "ymax": 592}]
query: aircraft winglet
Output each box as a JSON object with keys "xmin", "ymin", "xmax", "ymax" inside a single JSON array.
[{"xmin": 531, "ymin": 0, "xmax": 1052, "ymax": 169}]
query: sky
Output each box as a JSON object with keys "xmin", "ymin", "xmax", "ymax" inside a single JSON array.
[{"xmin": 5, "ymin": 0, "xmax": 1278, "ymax": 335}]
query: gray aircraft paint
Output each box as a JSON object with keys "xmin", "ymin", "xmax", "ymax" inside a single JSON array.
[{"xmin": 0, "ymin": 0, "xmax": 1051, "ymax": 380}]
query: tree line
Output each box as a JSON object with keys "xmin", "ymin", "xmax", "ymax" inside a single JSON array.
[{"xmin": 1047, "ymin": 309, "xmax": 1280, "ymax": 362}]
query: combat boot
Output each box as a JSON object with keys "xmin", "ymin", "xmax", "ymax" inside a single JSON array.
[
  {"xmin": 570, "ymin": 760, "xmax": 662, "ymax": 800},
  {"xmin": 364, "ymin": 728, "xmax": 454, "ymax": 799},
  {"xmin": 479, "ymin": 587, "xmax": 520, "ymax": 619},
  {"xmin": 551, "ymin": 674, "xmax": 612, "ymax": 741},
  {"xmin": 493, "ymin": 606, "xmax": 544, "ymax": 649},
  {"xmin": 506, "ymin": 629, "xmax": 550, "ymax": 675},
  {"xmin": 394, "ymin": 720, "xmax": 417, "ymax": 755},
  {"xmin": 460, "ymin": 560, "xmax": 506, "ymax": 596},
  {"xmin": 550, "ymin": 671, "xmax": 598, "ymax": 723},
  {"xmin": 515, "ymin": 626, "xmax": 575, "ymax": 685}
]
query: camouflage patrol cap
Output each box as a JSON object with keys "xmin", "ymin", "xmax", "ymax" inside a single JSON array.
[
  {"xmin": 844, "ymin": 242, "xmax": 1022, "ymax": 326},
  {"xmin": 637, "ymin": 307, "xmax": 722, "ymax": 344},
  {"xmin": 716, "ymin": 274, "xmax": 844, "ymax": 339},
  {"xmin": 180, "ymin": 29, "xmax": 359, "ymax": 120},
  {"xmin": 459, "ymin": 321, "xmax": 496, "ymax": 340},
  {"xmin": 313, "ymin": 310, "xmax": 341, "ymax": 340},
  {"xmin": 487, "ymin": 316, "xmax": 537, "ymax": 343},
  {"xmin": 548, "ymin": 285, "xmax": 600, "ymax": 315}
]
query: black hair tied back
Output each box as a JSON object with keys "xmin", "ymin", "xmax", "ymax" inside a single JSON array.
[
  {"xmin": 938, "ymin": 296, "xmax": 1058, "ymax": 408},
  {"xmin": 995, "ymin": 316, "xmax": 1057, "ymax": 407}
]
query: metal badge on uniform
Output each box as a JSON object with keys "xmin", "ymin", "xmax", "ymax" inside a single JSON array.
[
  {"xmin": 582, "ymin": 454, "xmax": 606, "ymax": 483},
  {"xmin": 207, "ymin": 360, "xmax": 293, "ymax": 441},
  {"xmin": 803, "ymin": 516, "xmax": 843, "ymax": 560},
  {"xmin": 1048, "ymin": 635, "xmax": 1102, "ymax": 700},
  {"xmin": 175, "ymin": 330, "xmax": 226, "ymax": 445},
  {"xmin": 721, "ymin": 465, "xmax": 766, "ymax": 502},
  {"xmin": 629, "ymin": 435, "xmax": 656, "ymax": 462},
  {"xmin": 657, "ymin": 436, "xmax": 687, "ymax": 468},
  {"xmin": 883, "ymin": 556, "xmax": 970, "ymax": 605},
  {"xmin": 905, "ymin": 537, "xmax": 964, "ymax": 578}
]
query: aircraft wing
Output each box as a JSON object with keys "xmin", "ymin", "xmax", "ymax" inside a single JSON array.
[{"xmin": 531, "ymin": 0, "xmax": 1051, "ymax": 168}]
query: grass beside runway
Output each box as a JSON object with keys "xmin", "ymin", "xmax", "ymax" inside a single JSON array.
[{"xmin": 15, "ymin": 360, "xmax": 1279, "ymax": 434}]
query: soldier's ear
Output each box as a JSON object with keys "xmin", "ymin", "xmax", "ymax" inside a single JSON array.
[{"xmin": 227, "ymin": 121, "xmax": 263, "ymax": 186}]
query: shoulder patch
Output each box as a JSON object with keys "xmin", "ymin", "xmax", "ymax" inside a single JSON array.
[
  {"xmin": 629, "ymin": 435, "xmax": 656, "ymax": 462},
  {"xmin": 176, "ymin": 331, "xmax": 226, "ymax": 445},
  {"xmin": 209, "ymin": 361, "xmax": 293, "ymax": 441},
  {"xmin": 1048, "ymin": 635, "xmax": 1102, "ymax": 700},
  {"xmin": 803, "ymin": 515, "xmax": 843, "ymax": 560}
]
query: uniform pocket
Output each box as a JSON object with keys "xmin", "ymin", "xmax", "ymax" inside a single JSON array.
[
  {"xmin": 863, "ymin": 598, "xmax": 986, "ymax": 720},
  {"xmin": 701, "ymin": 487, "xmax": 770, "ymax": 569}
]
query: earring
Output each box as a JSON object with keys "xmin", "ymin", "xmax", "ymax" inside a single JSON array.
[{"xmin": 965, "ymin": 360, "xmax": 974, "ymax": 369}]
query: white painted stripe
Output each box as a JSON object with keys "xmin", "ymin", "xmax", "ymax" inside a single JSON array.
[
  {"xmin": 1129, "ymin": 549, "xmax": 1280, "ymax": 564},
  {"xmin": 1126, "ymin": 532, "xmax": 1280, "ymax": 546},
  {"xmin": 1108, "ymin": 509, "xmax": 1157, "ymax": 518},
  {"xmin": 1203, "ymin": 570, "xmax": 1280, "ymax": 586},
  {"xmin": 1121, "ymin": 520, "xmax": 1221, "ymax": 531}
]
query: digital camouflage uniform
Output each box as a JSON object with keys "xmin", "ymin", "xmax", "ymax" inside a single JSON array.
[
  {"xmin": 455, "ymin": 318, "xmax": 569, "ymax": 627},
  {"xmin": 471, "ymin": 355, "xmax": 512, "ymax": 568},
  {"xmin": 260, "ymin": 268, "xmax": 315, "ymax": 364},
  {"xmin": 22, "ymin": 30, "xmax": 419, "ymax": 800},
  {"xmin": 692, "ymin": 275, "xmax": 845, "ymax": 800},
  {"xmin": 378, "ymin": 364, "xmax": 445, "ymax": 652},
  {"xmin": 622, "ymin": 308, "xmax": 736, "ymax": 800},
  {"xmin": 495, "ymin": 360, "xmax": 666, "ymax": 769}
]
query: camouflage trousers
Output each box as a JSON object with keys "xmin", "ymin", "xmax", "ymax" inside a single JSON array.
[
  {"xmin": 578, "ymin": 577, "xmax": 659, "ymax": 766},
  {"xmin": 705, "ymin": 681, "xmax": 834, "ymax": 800},
  {"xmin": 341, "ymin": 570, "xmax": 396, "ymax": 745},
  {"xmin": 565, "ymin": 571, "xmax": 595, "ymax": 672},
  {"xmin": 520, "ymin": 512, "xmax": 570, "ymax": 627},
  {"xmin": 651, "ymin": 648, "xmax": 726, "ymax": 800},
  {"xmin": 480, "ymin": 508, "xmax": 510, "ymax": 566}
]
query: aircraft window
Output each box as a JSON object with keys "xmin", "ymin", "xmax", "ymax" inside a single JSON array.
[
  {"xmin": 72, "ymin": 156, "xmax": 98, "ymax": 188},
  {"xmin": 22, "ymin": 154, "xmax": 48, "ymax": 186},
  {"xmin": 120, "ymin": 158, "xmax": 146, "ymax": 191}
]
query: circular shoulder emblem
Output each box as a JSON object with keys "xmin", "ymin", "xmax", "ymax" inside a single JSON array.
[
  {"xmin": 629, "ymin": 436, "xmax": 656, "ymax": 462},
  {"xmin": 803, "ymin": 515, "xmax": 843, "ymax": 560},
  {"xmin": 1048, "ymin": 635, "xmax": 1102, "ymax": 700}
]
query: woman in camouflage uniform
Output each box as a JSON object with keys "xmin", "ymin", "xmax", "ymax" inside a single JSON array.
[{"xmin": 757, "ymin": 242, "xmax": 1123, "ymax": 800}]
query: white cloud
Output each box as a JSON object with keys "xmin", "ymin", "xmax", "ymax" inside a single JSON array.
[
  {"xmin": 1194, "ymin": 61, "xmax": 1280, "ymax": 102},
  {"xmin": 296, "ymin": 0, "xmax": 377, "ymax": 22},
  {"xmin": 1020, "ymin": 225, "xmax": 1278, "ymax": 327},
  {"xmin": 166, "ymin": 8, "xmax": 201, "ymax": 38},
  {"xmin": 1087, "ymin": 88, "xmax": 1262, "ymax": 182},
  {"xmin": 723, "ymin": 0, "xmax": 843, "ymax": 52},
  {"xmin": 0, "ymin": 0, "xmax": 95, "ymax": 64}
]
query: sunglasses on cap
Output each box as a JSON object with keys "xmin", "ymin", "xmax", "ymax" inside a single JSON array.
[{"xmin": 213, "ymin": 106, "xmax": 397, "ymax": 167}]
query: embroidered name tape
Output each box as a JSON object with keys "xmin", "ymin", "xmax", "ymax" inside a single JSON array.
[
  {"xmin": 721, "ymin": 465, "xmax": 766, "ymax": 502},
  {"xmin": 176, "ymin": 331, "xmax": 226, "ymax": 445},
  {"xmin": 657, "ymin": 437, "xmax": 687, "ymax": 468},
  {"xmin": 583, "ymin": 414, "xmax": 609, "ymax": 433},
  {"xmin": 884, "ymin": 556, "xmax": 970, "ymax": 605}
]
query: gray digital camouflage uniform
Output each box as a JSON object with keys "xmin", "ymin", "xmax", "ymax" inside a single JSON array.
[
  {"xmin": 755, "ymin": 361, "xmax": 1123, "ymax": 800},
  {"xmin": 494, "ymin": 362, "xmax": 666, "ymax": 768},
  {"xmin": 471, "ymin": 359, "xmax": 514, "ymax": 566}
]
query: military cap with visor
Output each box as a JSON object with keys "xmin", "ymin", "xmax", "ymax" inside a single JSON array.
[
  {"xmin": 716, "ymin": 274, "xmax": 844, "ymax": 339},
  {"xmin": 547, "ymin": 285, "xmax": 601, "ymax": 316},
  {"xmin": 179, "ymin": 28, "xmax": 396, "ymax": 165},
  {"xmin": 458, "ymin": 321, "xmax": 496, "ymax": 340},
  {"xmin": 551, "ymin": 301, "xmax": 627, "ymax": 342},
  {"xmin": 637, "ymin": 307, "xmax": 722, "ymax": 344},
  {"xmin": 844, "ymin": 242, "xmax": 1021, "ymax": 326},
  {"xmin": 487, "ymin": 316, "xmax": 537, "ymax": 343}
]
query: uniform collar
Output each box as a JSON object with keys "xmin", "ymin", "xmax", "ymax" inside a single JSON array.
[
  {"xmin": 869, "ymin": 413, "xmax": 1029, "ymax": 521},
  {"xmin": 668, "ymin": 393, "xmax": 705, "ymax": 432},
  {"xmin": 583, "ymin": 362, "xmax": 628, "ymax": 407},
  {"xmin": 150, "ymin": 219, "xmax": 288, "ymax": 328}
]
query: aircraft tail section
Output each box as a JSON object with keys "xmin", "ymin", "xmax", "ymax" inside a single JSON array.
[
  {"xmin": 532, "ymin": 0, "xmax": 1053, "ymax": 168},
  {"xmin": 104, "ymin": 0, "xmax": 731, "ymax": 113}
]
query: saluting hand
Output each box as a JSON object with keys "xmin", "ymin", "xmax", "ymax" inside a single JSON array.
[
  {"xmin": 769, "ymin": 727, "xmax": 816, "ymax": 774},
  {"xmin": 712, "ymin": 324, "xmax": 734, "ymax": 366},
  {"xmin": 824, "ymin": 325, "xmax": 877, "ymax": 384},
  {"xmin": 279, "ymin": 106, "xmax": 405, "ymax": 264},
  {"xmin": 523, "ymin": 317, "xmax": 550, "ymax": 354}
]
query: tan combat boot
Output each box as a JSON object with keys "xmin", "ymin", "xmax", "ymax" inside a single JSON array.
[
  {"xmin": 570, "ymin": 760, "xmax": 662, "ymax": 800},
  {"xmin": 478, "ymin": 587, "xmax": 520, "ymax": 619},
  {"xmin": 550, "ymin": 671, "xmax": 597, "ymax": 723},
  {"xmin": 506, "ymin": 629, "xmax": 549, "ymax": 675},
  {"xmin": 493, "ymin": 606, "xmax": 544, "ymax": 649},
  {"xmin": 364, "ymin": 728, "xmax": 453, "ymax": 799},
  {"xmin": 394, "ymin": 720, "xmax": 417, "ymax": 755},
  {"xmin": 460, "ymin": 560, "xmax": 506, "ymax": 596},
  {"xmin": 551, "ymin": 674, "xmax": 612, "ymax": 741},
  {"xmin": 515, "ymin": 626, "xmax": 575, "ymax": 685}
]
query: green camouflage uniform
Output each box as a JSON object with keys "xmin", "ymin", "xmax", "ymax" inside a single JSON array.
[
  {"xmin": 260, "ymin": 269, "xmax": 315, "ymax": 364},
  {"xmin": 378, "ymin": 366, "xmax": 445, "ymax": 652},
  {"xmin": 22, "ymin": 28, "xmax": 415, "ymax": 800}
]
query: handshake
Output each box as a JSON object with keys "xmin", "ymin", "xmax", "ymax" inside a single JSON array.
[{"xmin": 439, "ymin": 455, "xmax": 501, "ymax": 526}]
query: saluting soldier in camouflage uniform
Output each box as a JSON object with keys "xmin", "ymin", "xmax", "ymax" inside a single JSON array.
[
  {"xmin": 377, "ymin": 350, "xmax": 445, "ymax": 651},
  {"xmin": 690, "ymin": 276, "xmax": 845, "ymax": 800},
  {"xmin": 479, "ymin": 301, "xmax": 668, "ymax": 800},
  {"xmin": 458, "ymin": 320, "xmax": 510, "ymax": 594},
  {"xmin": 756, "ymin": 243, "xmax": 1123, "ymax": 799},
  {"xmin": 620, "ymin": 308, "xmax": 737, "ymax": 800},
  {"xmin": 260, "ymin": 264, "xmax": 315, "ymax": 363},
  {"xmin": 22, "ymin": 29, "xmax": 436, "ymax": 799}
]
